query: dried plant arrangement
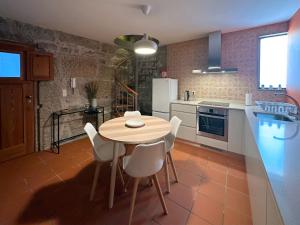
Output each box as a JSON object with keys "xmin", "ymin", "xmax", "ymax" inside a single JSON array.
[{"xmin": 85, "ymin": 81, "xmax": 99, "ymax": 100}]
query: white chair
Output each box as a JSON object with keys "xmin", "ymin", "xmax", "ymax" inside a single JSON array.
[
  {"xmin": 164, "ymin": 116, "xmax": 182, "ymax": 193},
  {"xmin": 124, "ymin": 111, "xmax": 141, "ymax": 119},
  {"xmin": 84, "ymin": 123, "xmax": 126, "ymax": 201},
  {"xmin": 123, "ymin": 141, "xmax": 168, "ymax": 225}
]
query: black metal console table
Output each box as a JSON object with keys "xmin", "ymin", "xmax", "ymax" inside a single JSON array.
[{"xmin": 51, "ymin": 106, "xmax": 104, "ymax": 154}]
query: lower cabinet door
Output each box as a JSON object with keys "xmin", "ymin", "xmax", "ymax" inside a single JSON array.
[
  {"xmin": 266, "ymin": 186, "xmax": 284, "ymax": 225},
  {"xmin": 228, "ymin": 109, "xmax": 244, "ymax": 154},
  {"xmin": 177, "ymin": 125, "xmax": 196, "ymax": 142}
]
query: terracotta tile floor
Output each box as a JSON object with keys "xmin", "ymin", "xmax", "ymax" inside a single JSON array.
[{"xmin": 0, "ymin": 138, "xmax": 252, "ymax": 225}]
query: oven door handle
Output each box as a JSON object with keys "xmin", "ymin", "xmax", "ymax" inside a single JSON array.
[{"xmin": 198, "ymin": 113, "xmax": 227, "ymax": 120}]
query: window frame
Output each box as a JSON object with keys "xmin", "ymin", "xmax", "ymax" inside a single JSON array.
[
  {"xmin": 0, "ymin": 49, "xmax": 24, "ymax": 80},
  {"xmin": 257, "ymin": 32, "xmax": 288, "ymax": 91}
]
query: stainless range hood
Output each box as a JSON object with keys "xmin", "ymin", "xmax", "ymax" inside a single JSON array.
[{"xmin": 192, "ymin": 31, "xmax": 238, "ymax": 74}]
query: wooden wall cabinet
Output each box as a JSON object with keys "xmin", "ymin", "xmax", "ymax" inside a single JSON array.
[{"xmin": 27, "ymin": 52, "xmax": 53, "ymax": 81}]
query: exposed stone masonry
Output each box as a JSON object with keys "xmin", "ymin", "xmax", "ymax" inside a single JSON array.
[
  {"xmin": 136, "ymin": 46, "xmax": 166, "ymax": 115},
  {"xmin": 0, "ymin": 16, "xmax": 116, "ymax": 150}
]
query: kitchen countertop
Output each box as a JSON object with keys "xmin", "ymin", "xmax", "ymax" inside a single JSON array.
[
  {"xmin": 171, "ymin": 98, "xmax": 245, "ymax": 110},
  {"xmin": 245, "ymin": 106, "xmax": 300, "ymax": 225},
  {"xmin": 171, "ymin": 98, "xmax": 300, "ymax": 224}
]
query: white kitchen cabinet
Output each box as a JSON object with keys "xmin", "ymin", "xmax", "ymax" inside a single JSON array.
[
  {"xmin": 171, "ymin": 103, "xmax": 196, "ymax": 114},
  {"xmin": 171, "ymin": 103, "xmax": 197, "ymax": 142},
  {"xmin": 177, "ymin": 125, "xmax": 196, "ymax": 142},
  {"xmin": 196, "ymin": 135, "xmax": 228, "ymax": 150},
  {"xmin": 228, "ymin": 109, "xmax": 245, "ymax": 154},
  {"xmin": 266, "ymin": 185, "xmax": 284, "ymax": 225},
  {"xmin": 171, "ymin": 110, "xmax": 196, "ymax": 127},
  {"xmin": 244, "ymin": 118, "xmax": 284, "ymax": 225},
  {"xmin": 244, "ymin": 119, "xmax": 267, "ymax": 225}
]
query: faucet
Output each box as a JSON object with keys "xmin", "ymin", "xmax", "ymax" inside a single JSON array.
[{"xmin": 274, "ymin": 92, "xmax": 300, "ymax": 120}]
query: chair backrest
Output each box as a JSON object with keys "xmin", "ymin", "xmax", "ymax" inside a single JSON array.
[
  {"xmin": 124, "ymin": 141, "xmax": 166, "ymax": 178},
  {"xmin": 124, "ymin": 111, "xmax": 141, "ymax": 119},
  {"xmin": 170, "ymin": 116, "xmax": 182, "ymax": 137},
  {"xmin": 84, "ymin": 123, "xmax": 105, "ymax": 160},
  {"xmin": 166, "ymin": 116, "xmax": 182, "ymax": 150}
]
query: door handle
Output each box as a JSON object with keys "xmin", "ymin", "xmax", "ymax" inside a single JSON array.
[{"xmin": 25, "ymin": 95, "xmax": 32, "ymax": 103}]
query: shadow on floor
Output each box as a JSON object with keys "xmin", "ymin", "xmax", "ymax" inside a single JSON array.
[
  {"xmin": 17, "ymin": 162, "xmax": 124, "ymax": 225},
  {"xmin": 16, "ymin": 153, "xmax": 209, "ymax": 225}
]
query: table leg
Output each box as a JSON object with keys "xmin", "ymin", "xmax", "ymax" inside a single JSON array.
[{"xmin": 109, "ymin": 142, "xmax": 119, "ymax": 209}]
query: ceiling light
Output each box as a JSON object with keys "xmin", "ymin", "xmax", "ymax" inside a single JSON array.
[
  {"xmin": 134, "ymin": 34, "xmax": 158, "ymax": 55},
  {"xmin": 192, "ymin": 69, "xmax": 202, "ymax": 74}
]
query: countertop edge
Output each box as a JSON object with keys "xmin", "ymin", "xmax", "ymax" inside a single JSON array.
[{"xmin": 171, "ymin": 99, "xmax": 246, "ymax": 111}]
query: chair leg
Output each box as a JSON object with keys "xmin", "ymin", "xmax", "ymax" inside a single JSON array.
[
  {"xmin": 125, "ymin": 177, "xmax": 132, "ymax": 191},
  {"xmin": 128, "ymin": 178, "xmax": 140, "ymax": 225},
  {"xmin": 168, "ymin": 152, "xmax": 179, "ymax": 183},
  {"xmin": 164, "ymin": 155, "xmax": 170, "ymax": 193},
  {"xmin": 90, "ymin": 162, "xmax": 101, "ymax": 201},
  {"xmin": 148, "ymin": 177, "xmax": 153, "ymax": 187},
  {"xmin": 117, "ymin": 162, "xmax": 126, "ymax": 192},
  {"xmin": 152, "ymin": 174, "xmax": 168, "ymax": 215}
]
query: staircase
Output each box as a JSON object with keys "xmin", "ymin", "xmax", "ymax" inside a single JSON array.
[{"xmin": 112, "ymin": 77, "xmax": 138, "ymax": 117}]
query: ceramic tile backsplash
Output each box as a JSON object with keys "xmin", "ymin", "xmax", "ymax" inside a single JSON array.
[{"xmin": 167, "ymin": 22, "xmax": 289, "ymax": 102}]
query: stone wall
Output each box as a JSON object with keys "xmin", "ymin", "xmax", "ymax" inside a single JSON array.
[
  {"xmin": 0, "ymin": 16, "xmax": 116, "ymax": 150},
  {"xmin": 167, "ymin": 22, "xmax": 289, "ymax": 102},
  {"xmin": 136, "ymin": 46, "xmax": 167, "ymax": 115}
]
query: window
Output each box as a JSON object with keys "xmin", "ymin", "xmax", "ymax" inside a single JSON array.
[
  {"xmin": 0, "ymin": 51, "xmax": 21, "ymax": 78},
  {"xmin": 258, "ymin": 33, "xmax": 288, "ymax": 89}
]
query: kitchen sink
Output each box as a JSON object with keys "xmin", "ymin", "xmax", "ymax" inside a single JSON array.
[{"xmin": 253, "ymin": 112, "xmax": 294, "ymax": 122}]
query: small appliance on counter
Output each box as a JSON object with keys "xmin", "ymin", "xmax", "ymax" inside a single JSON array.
[{"xmin": 184, "ymin": 90, "xmax": 190, "ymax": 101}]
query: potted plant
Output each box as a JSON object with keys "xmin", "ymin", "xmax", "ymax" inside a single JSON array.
[{"xmin": 85, "ymin": 81, "xmax": 99, "ymax": 109}]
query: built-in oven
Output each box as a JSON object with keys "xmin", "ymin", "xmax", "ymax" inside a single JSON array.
[{"xmin": 197, "ymin": 106, "xmax": 228, "ymax": 142}]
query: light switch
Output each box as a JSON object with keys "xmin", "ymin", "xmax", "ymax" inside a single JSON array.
[{"xmin": 62, "ymin": 89, "xmax": 67, "ymax": 97}]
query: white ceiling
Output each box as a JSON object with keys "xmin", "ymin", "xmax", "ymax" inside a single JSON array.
[{"xmin": 0, "ymin": 0, "xmax": 299, "ymax": 45}]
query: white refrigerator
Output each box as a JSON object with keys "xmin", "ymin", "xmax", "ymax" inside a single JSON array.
[{"xmin": 152, "ymin": 78, "xmax": 178, "ymax": 121}]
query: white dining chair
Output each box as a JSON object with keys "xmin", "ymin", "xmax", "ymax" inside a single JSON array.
[
  {"xmin": 164, "ymin": 116, "xmax": 182, "ymax": 193},
  {"xmin": 124, "ymin": 111, "xmax": 141, "ymax": 119},
  {"xmin": 84, "ymin": 123, "xmax": 126, "ymax": 201},
  {"xmin": 123, "ymin": 141, "xmax": 168, "ymax": 225}
]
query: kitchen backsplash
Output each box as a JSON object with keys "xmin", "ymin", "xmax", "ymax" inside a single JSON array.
[{"xmin": 167, "ymin": 22, "xmax": 289, "ymax": 102}]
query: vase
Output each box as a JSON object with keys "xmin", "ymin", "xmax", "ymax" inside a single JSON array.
[{"xmin": 90, "ymin": 98, "xmax": 97, "ymax": 109}]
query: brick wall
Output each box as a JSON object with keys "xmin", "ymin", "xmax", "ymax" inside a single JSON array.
[{"xmin": 167, "ymin": 22, "xmax": 289, "ymax": 101}]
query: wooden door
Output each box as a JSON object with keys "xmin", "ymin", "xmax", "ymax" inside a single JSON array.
[{"xmin": 0, "ymin": 82, "xmax": 34, "ymax": 162}]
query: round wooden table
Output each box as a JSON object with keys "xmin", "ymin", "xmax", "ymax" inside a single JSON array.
[{"xmin": 99, "ymin": 116, "xmax": 171, "ymax": 208}]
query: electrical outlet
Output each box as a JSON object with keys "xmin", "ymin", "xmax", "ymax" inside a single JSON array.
[{"xmin": 62, "ymin": 89, "xmax": 67, "ymax": 97}]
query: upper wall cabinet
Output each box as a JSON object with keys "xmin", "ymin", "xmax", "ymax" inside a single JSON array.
[{"xmin": 27, "ymin": 52, "xmax": 53, "ymax": 81}]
